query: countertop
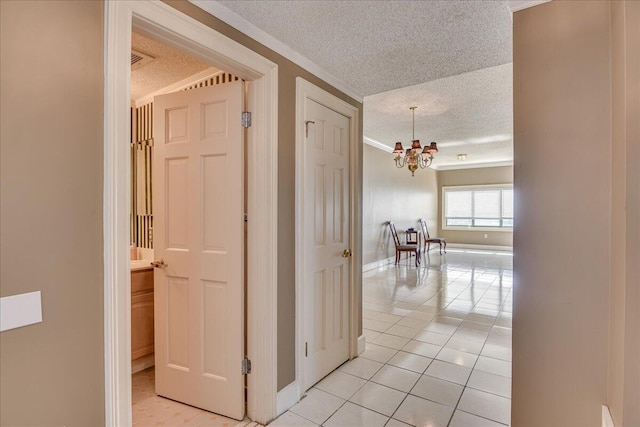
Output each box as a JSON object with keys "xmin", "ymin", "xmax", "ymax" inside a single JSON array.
[{"xmin": 130, "ymin": 259, "xmax": 153, "ymax": 271}]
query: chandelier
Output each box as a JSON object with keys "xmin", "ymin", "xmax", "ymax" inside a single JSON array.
[{"xmin": 392, "ymin": 106, "xmax": 438, "ymax": 176}]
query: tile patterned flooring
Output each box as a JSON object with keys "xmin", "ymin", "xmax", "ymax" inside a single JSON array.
[
  {"xmin": 133, "ymin": 249, "xmax": 512, "ymax": 427},
  {"xmin": 273, "ymin": 249, "xmax": 512, "ymax": 427},
  {"xmin": 132, "ymin": 368, "xmax": 259, "ymax": 427}
]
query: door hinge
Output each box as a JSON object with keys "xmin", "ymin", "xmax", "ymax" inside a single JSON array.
[
  {"xmin": 241, "ymin": 111, "xmax": 252, "ymax": 128},
  {"xmin": 305, "ymin": 342, "xmax": 308, "ymax": 357},
  {"xmin": 242, "ymin": 357, "xmax": 251, "ymax": 375},
  {"xmin": 244, "ymin": 214, "xmax": 248, "ymax": 223}
]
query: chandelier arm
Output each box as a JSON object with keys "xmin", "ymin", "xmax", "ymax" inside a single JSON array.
[{"xmin": 392, "ymin": 106, "xmax": 437, "ymax": 175}]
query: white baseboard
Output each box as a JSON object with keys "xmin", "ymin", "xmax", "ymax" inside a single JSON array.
[
  {"xmin": 276, "ymin": 381, "xmax": 300, "ymax": 416},
  {"xmin": 357, "ymin": 334, "xmax": 366, "ymax": 355},
  {"xmin": 602, "ymin": 405, "xmax": 615, "ymax": 427},
  {"xmin": 446, "ymin": 243, "xmax": 513, "ymax": 252},
  {"xmin": 131, "ymin": 354, "xmax": 155, "ymax": 374},
  {"xmin": 362, "ymin": 256, "xmax": 394, "ymax": 272}
]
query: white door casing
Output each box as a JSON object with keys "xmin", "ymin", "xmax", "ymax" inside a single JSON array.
[
  {"xmin": 104, "ymin": 2, "xmax": 279, "ymax": 424},
  {"xmin": 295, "ymin": 78, "xmax": 361, "ymax": 400},
  {"xmin": 153, "ymin": 81, "xmax": 244, "ymax": 419},
  {"xmin": 303, "ymin": 98, "xmax": 351, "ymax": 389}
]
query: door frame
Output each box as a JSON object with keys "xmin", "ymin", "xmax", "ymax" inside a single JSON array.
[
  {"xmin": 294, "ymin": 78, "xmax": 361, "ymax": 400},
  {"xmin": 104, "ymin": 1, "xmax": 278, "ymax": 425}
]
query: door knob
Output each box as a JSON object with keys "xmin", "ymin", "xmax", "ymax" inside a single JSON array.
[
  {"xmin": 151, "ymin": 258, "xmax": 168, "ymax": 268},
  {"xmin": 342, "ymin": 249, "xmax": 352, "ymax": 258}
]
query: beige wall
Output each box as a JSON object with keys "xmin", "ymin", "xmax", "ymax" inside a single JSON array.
[
  {"xmin": 609, "ymin": 1, "xmax": 640, "ymax": 426},
  {"xmin": 163, "ymin": 0, "xmax": 363, "ymax": 392},
  {"xmin": 437, "ymin": 166, "xmax": 513, "ymax": 247},
  {"xmin": 513, "ymin": 2, "xmax": 614, "ymax": 425},
  {"xmin": 362, "ymin": 144, "xmax": 438, "ymax": 266},
  {"xmin": 0, "ymin": 1, "xmax": 105, "ymax": 425}
]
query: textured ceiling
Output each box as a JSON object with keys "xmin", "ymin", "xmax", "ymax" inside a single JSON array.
[
  {"xmin": 131, "ymin": 32, "xmax": 215, "ymax": 101},
  {"xmin": 217, "ymin": 0, "xmax": 513, "ymax": 96},
  {"xmin": 214, "ymin": 0, "xmax": 513, "ymax": 169},
  {"xmin": 364, "ymin": 63, "xmax": 513, "ymax": 169}
]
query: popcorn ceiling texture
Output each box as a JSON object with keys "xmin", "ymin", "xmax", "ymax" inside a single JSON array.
[
  {"xmin": 217, "ymin": 0, "xmax": 513, "ymax": 169},
  {"xmin": 131, "ymin": 31, "xmax": 215, "ymax": 101},
  {"xmin": 217, "ymin": 0, "xmax": 513, "ymax": 96},
  {"xmin": 364, "ymin": 63, "xmax": 513, "ymax": 168}
]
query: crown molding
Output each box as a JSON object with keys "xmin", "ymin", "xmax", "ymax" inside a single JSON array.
[
  {"xmin": 363, "ymin": 136, "xmax": 392, "ymax": 153},
  {"xmin": 507, "ymin": 0, "xmax": 551, "ymax": 13},
  {"xmin": 189, "ymin": 0, "xmax": 364, "ymax": 103},
  {"xmin": 435, "ymin": 160, "xmax": 513, "ymax": 171},
  {"xmin": 364, "ymin": 136, "xmax": 512, "ymax": 171}
]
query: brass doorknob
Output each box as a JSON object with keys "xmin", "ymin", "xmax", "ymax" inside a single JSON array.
[
  {"xmin": 342, "ymin": 249, "xmax": 352, "ymax": 258},
  {"xmin": 151, "ymin": 258, "xmax": 168, "ymax": 268}
]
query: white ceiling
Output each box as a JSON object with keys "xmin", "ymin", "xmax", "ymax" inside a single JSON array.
[
  {"xmin": 216, "ymin": 0, "xmax": 513, "ymax": 96},
  {"xmin": 131, "ymin": 31, "xmax": 215, "ymax": 101},
  {"xmin": 212, "ymin": 0, "xmax": 514, "ymax": 170},
  {"xmin": 364, "ymin": 63, "xmax": 513, "ymax": 169}
]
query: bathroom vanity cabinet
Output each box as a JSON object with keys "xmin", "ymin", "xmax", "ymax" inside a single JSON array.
[{"xmin": 131, "ymin": 267, "xmax": 154, "ymax": 360}]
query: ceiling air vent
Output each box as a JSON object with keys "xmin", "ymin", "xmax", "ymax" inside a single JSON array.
[
  {"xmin": 131, "ymin": 49, "xmax": 155, "ymax": 68},
  {"xmin": 131, "ymin": 52, "xmax": 145, "ymax": 66}
]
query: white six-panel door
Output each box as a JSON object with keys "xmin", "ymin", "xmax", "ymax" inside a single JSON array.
[
  {"xmin": 152, "ymin": 81, "xmax": 244, "ymax": 420},
  {"xmin": 303, "ymin": 98, "xmax": 351, "ymax": 389}
]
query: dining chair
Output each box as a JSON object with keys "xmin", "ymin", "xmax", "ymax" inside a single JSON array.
[
  {"xmin": 388, "ymin": 221, "xmax": 420, "ymax": 267},
  {"xmin": 419, "ymin": 218, "xmax": 447, "ymax": 255}
]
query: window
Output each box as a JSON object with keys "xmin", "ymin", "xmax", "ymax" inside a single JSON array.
[{"xmin": 443, "ymin": 185, "xmax": 513, "ymax": 230}]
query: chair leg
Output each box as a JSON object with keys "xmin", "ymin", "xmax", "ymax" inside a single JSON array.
[
  {"xmin": 439, "ymin": 242, "xmax": 442, "ymax": 255},
  {"xmin": 444, "ymin": 241, "xmax": 447, "ymax": 253}
]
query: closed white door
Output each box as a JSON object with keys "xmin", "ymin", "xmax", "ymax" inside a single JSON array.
[
  {"xmin": 303, "ymin": 98, "xmax": 351, "ymax": 389},
  {"xmin": 152, "ymin": 81, "xmax": 244, "ymax": 420}
]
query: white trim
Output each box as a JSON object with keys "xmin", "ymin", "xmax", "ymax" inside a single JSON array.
[
  {"xmin": 446, "ymin": 243, "xmax": 513, "ymax": 252},
  {"xmin": 602, "ymin": 405, "xmax": 615, "ymax": 427},
  {"xmin": 104, "ymin": 1, "xmax": 278, "ymax": 425},
  {"xmin": 444, "ymin": 226, "xmax": 514, "ymax": 233},
  {"xmin": 435, "ymin": 160, "xmax": 513, "ymax": 171},
  {"xmin": 363, "ymin": 138, "xmax": 513, "ymax": 171},
  {"xmin": 275, "ymin": 381, "xmax": 300, "ymax": 417},
  {"xmin": 362, "ymin": 256, "xmax": 395, "ymax": 273},
  {"xmin": 357, "ymin": 335, "xmax": 366, "ymax": 355},
  {"xmin": 295, "ymin": 77, "xmax": 361, "ymax": 402},
  {"xmin": 133, "ymin": 67, "xmax": 223, "ymax": 106},
  {"xmin": 363, "ymin": 136, "xmax": 392, "ymax": 153},
  {"xmin": 507, "ymin": 0, "xmax": 551, "ymax": 13},
  {"xmin": 189, "ymin": 0, "xmax": 363, "ymax": 103}
]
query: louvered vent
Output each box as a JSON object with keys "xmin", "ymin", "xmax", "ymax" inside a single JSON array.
[
  {"xmin": 131, "ymin": 52, "xmax": 145, "ymax": 66},
  {"xmin": 131, "ymin": 49, "xmax": 155, "ymax": 68}
]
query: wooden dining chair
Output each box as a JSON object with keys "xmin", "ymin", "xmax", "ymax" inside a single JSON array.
[
  {"xmin": 419, "ymin": 218, "xmax": 447, "ymax": 255},
  {"xmin": 388, "ymin": 221, "xmax": 420, "ymax": 266}
]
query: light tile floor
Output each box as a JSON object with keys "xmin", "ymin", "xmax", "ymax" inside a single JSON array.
[
  {"xmin": 133, "ymin": 249, "xmax": 512, "ymax": 427},
  {"xmin": 132, "ymin": 367, "xmax": 260, "ymax": 427},
  {"xmin": 272, "ymin": 249, "xmax": 512, "ymax": 427}
]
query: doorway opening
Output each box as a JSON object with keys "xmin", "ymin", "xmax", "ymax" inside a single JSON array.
[
  {"xmin": 104, "ymin": 2, "xmax": 278, "ymax": 425},
  {"xmin": 129, "ymin": 29, "xmax": 248, "ymax": 423}
]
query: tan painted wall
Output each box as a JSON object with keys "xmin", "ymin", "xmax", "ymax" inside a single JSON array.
[
  {"xmin": 163, "ymin": 1, "xmax": 364, "ymax": 391},
  {"xmin": 0, "ymin": 1, "xmax": 105, "ymax": 425},
  {"xmin": 609, "ymin": 1, "xmax": 640, "ymax": 426},
  {"xmin": 0, "ymin": 4, "xmax": 363, "ymax": 423},
  {"xmin": 362, "ymin": 144, "xmax": 438, "ymax": 266},
  {"xmin": 513, "ymin": 2, "xmax": 612, "ymax": 425},
  {"xmin": 437, "ymin": 166, "xmax": 513, "ymax": 247}
]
